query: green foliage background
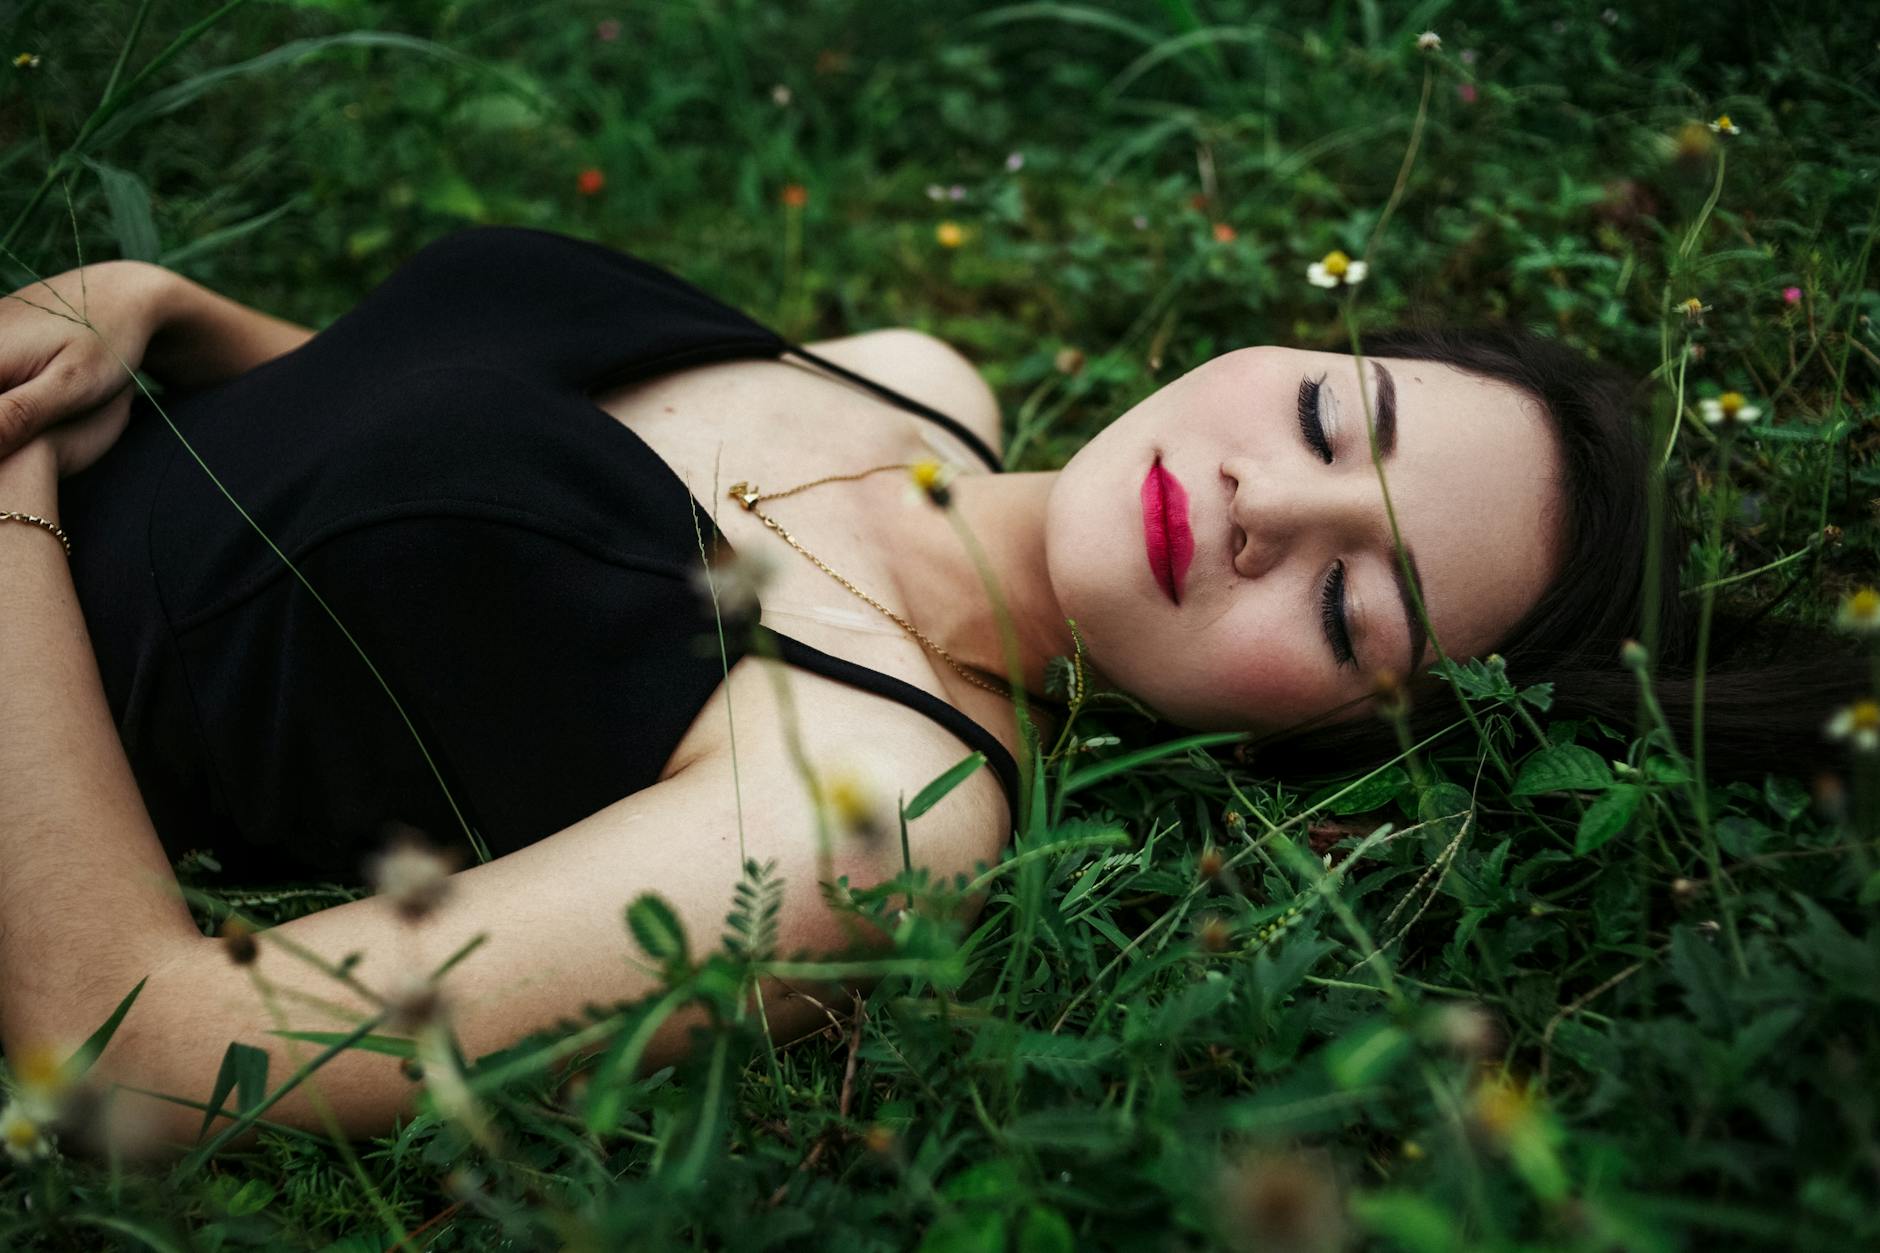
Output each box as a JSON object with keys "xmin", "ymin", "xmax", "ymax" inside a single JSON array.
[{"xmin": 1, "ymin": 0, "xmax": 1877, "ymax": 1249}]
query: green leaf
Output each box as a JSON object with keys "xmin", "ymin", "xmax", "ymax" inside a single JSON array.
[
  {"xmin": 625, "ymin": 893, "xmax": 690, "ymax": 969},
  {"xmin": 1061, "ymin": 730, "xmax": 1247, "ymax": 794},
  {"xmin": 1512, "ymin": 742, "xmax": 1612, "ymax": 795},
  {"xmin": 196, "ymin": 1042, "xmax": 270, "ymax": 1142},
  {"xmin": 1303, "ymin": 764, "xmax": 1410, "ymax": 816},
  {"xmin": 1351, "ymin": 1190, "xmax": 1461, "ymax": 1253},
  {"xmin": 903, "ymin": 751, "xmax": 986, "ymax": 821},
  {"xmin": 1017, "ymin": 1205, "xmax": 1075, "ymax": 1253},
  {"xmin": 1325, "ymin": 1021, "xmax": 1410, "ymax": 1089},
  {"xmin": 85, "ymin": 159, "xmax": 160, "ymax": 261},
  {"xmin": 268, "ymin": 1030, "xmax": 417, "ymax": 1059},
  {"xmin": 1859, "ymin": 868, "xmax": 1880, "ymax": 907},
  {"xmin": 1575, "ymin": 784, "xmax": 1642, "ymax": 855},
  {"xmin": 63, "ymin": 975, "xmax": 147, "ymax": 1081},
  {"xmin": 225, "ymin": 1178, "xmax": 275, "ymax": 1218},
  {"xmin": 918, "ymin": 1211, "xmax": 1006, "ymax": 1253}
]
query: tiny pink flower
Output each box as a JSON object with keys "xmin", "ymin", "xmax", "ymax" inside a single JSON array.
[
  {"xmin": 1782, "ymin": 285, "xmax": 1802, "ymax": 305},
  {"xmin": 1004, "ymin": 151, "xmax": 1025, "ymax": 173},
  {"xmin": 1458, "ymin": 82, "xmax": 1478, "ymax": 104},
  {"xmin": 595, "ymin": 18, "xmax": 621, "ymax": 42}
]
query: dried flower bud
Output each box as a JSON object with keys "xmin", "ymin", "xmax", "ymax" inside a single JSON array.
[
  {"xmin": 1198, "ymin": 847, "xmax": 1225, "ymax": 881},
  {"xmin": 1196, "ymin": 915, "xmax": 1231, "ymax": 953},
  {"xmin": 1053, "ymin": 347, "xmax": 1086, "ymax": 375},
  {"xmin": 863, "ymin": 1124, "xmax": 896, "ymax": 1155},
  {"xmin": 221, "ymin": 917, "xmax": 259, "ymax": 966},
  {"xmin": 1619, "ymin": 639, "xmax": 1649, "ymax": 672}
]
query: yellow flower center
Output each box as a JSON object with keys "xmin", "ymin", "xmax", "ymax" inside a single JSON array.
[
  {"xmin": 1320, "ymin": 250, "xmax": 1350, "ymax": 277},
  {"xmin": 1714, "ymin": 114, "xmax": 1733, "ymax": 130},
  {"xmin": 14, "ymin": 1045, "xmax": 66, "ymax": 1096},
  {"xmin": 1718, "ymin": 391, "xmax": 1745, "ymax": 416},
  {"xmin": 1851, "ymin": 701, "xmax": 1880, "ymax": 732},
  {"xmin": 1679, "ymin": 297, "xmax": 1703, "ymax": 315},
  {"xmin": 1847, "ymin": 588, "xmax": 1879, "ymax": 621},
  {"xmin": 935, "ymin": 222, "xmax": 964, "ymax": 248},
  {"xmin": 910, "ymin": 460, "xmax": 944, "ymax": 491},
  {"xmin": 4, "ymin": 1117, "xmax": 40, "ymax": 1150}
]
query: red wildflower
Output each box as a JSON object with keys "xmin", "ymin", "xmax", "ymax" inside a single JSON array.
[
  {"xmin": 780, "ymin": 183, "xmax": 809, "ymax": 208},
  {"xmin": 576, "ymin": 168, "xmax": 605, "ymax": 196}
]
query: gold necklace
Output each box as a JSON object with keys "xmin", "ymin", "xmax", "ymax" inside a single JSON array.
[{"xmin": 726, "ymin": 464, "xmax": 1015, "ymax": 700}]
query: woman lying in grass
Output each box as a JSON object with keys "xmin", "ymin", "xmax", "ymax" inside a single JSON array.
[{"xmin": 0, "ymin": 226, "xmax": 1839, "ymax": 1155}]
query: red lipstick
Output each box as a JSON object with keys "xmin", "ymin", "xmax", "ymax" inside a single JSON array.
[{"xmin": 1141, "ymin": 458, "xmax": 1195, "ymax": 604}]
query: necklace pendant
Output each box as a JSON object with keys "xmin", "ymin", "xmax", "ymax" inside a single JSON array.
[{"xmin": 729, "ymin": 482, "xmax": 762, "ymax": 509}]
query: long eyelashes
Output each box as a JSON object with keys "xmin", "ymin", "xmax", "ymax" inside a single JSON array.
[
  {"xmin": 1320, "ymin": 560, "xmax": 1356, "ymax": 669},
  {"xmin": 1296, "ymin": 372, "xmax": 1332, "ymax": 463}
]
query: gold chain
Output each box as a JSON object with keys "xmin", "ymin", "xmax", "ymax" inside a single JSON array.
[{"xmin": 726, "ymin": 464, "xmax": 1014, "ymax": 700}]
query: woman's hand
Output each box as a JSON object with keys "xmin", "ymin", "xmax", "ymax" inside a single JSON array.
[{"xmin": 0, "ymin": 260, "xmax": 170, "ymax": 477}]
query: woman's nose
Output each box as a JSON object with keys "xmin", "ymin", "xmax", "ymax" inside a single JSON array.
[{"xmin": 1227, "ymin": 463, "xmax": 1371, "ymax": 578}]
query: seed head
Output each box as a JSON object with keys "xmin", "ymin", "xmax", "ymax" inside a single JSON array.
[
  {"xmin": 383, "ymin": 972, "xmax": 450, "ymax": 1034},
  {"xmin": 366, "ymin": 826, "xmax": 457, "ymax": 922},
  {"xmin": 1213, "ymin": 1149, "xmax": 1346, "ymax": 1253},
  {"xmin": 1415, "ymin": 30, "xmax": 1442, "ymax": 51},
  {"xmin": 1198, "ymin": 847, "xmax": 1226, "ymax": 880},
  {"xmin": 1196, "ymin": 915, "xmax": 1231, "ymax": 953}
]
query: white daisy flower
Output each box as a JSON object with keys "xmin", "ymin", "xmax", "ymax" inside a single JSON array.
[
  {"xmin": 1306, "ymin": 250, "xmax": 1368, "ymax": 289},
  {"xmin": 1824, "ymin": 700, "xmax": 1880, "ymax": 753},
  {"xmin": 1707, "ymin": 114, "xmax": 1740, "ymax": 135},
  {"xmin": 1836, "ymin": 587, "xmax": 1880, "ymax": 635},
  {"xmin": 1697, "ymin": 392, "xmax": 1762, "ymax": 426}
]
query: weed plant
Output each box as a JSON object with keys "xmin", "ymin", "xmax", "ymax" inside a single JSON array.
[{"xmin": 1, "ymin": 1, "xmax": 1877, "ymax": 1250}]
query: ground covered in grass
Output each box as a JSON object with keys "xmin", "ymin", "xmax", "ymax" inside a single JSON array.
[{"xmin": 2, "ymin": 1, "xmax": 1877, "ymax": 1249}]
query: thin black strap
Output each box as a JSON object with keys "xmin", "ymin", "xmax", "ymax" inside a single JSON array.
[
  {"xmin": 783, "ymin": 344, "xmax": 1005, "ymax": 474},
  {"xmin": 764, "ymin": 629, "xmax": 1021, "ymax": 825}
]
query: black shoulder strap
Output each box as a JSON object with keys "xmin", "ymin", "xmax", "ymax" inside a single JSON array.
[
  {"xmin": 764, "ymin": 629, "xmax": 1021, "ymax": 825},
  {"xmin": 783, "ymin": 344, "xmax": 1004, "ymax": 474}
]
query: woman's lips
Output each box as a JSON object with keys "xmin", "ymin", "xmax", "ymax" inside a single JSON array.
[{"xmin": 1141, "ymin": 458, "xmax": 1195, "ymax": 604}]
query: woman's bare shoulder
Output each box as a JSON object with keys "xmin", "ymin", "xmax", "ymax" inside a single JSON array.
[{"xmin": 795, "ymin": 328, "xmax": 1003, "ymax": 460}]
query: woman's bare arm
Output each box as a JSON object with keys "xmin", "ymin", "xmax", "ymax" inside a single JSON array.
[
  {"xmin": 140, "ymin": 263, "xmax": 316, "ymax": 389},
  {"xmin": 0, "ymin": 452, "xmax": 998, "ymax": 1153}
]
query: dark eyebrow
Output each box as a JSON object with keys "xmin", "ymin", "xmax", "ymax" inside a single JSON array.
[
  {"xmin": 1389, "ymin": 546, "xmax": 1429, "ymax": 677},
  {"xmin": 1370, "ymin": 361, "xmax": 1397, "ymax": 457}
]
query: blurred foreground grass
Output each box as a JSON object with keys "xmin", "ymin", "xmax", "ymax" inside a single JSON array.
[{"xmin": 1, "ymin": 1, "xmax": 1878, "ymax": 1249}]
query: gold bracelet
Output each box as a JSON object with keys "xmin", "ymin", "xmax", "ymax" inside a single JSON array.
[{"xmin": 0, "ymin": 511, "xmax": 72, "ymax": 558}]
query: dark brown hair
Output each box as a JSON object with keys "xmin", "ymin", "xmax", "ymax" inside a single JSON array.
[{"xmin": 1241, "ymin": 322, "xmax": 1859, "ymax": 783}]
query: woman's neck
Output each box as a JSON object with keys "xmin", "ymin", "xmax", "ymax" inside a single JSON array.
[{"xmin": 882, "ymin": 469, "xmax": 1076, "ymax": 698}]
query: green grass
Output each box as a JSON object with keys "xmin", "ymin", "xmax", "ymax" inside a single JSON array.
[{"xmin": 2, "ymin": 0, "xmax": 1878, "ymax": 1249}]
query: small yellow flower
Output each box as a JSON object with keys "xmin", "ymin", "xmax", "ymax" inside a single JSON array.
[
  {"xmin": 0, "ymin": 1102, "xmax": 49, "ymax": 1163},
  {"xmin": 1825, "ymin": 700, "xmax": 1880, "ymax": 753},
  {"xmin": 1415, "ymin": 30, "xmax": 1442, "ymax": 51},
  {"xmin": 908, "ymin": 458, "xmax": 956, "ymax": 507},
  {"xmin": 934, "ymin": 221, "xmax": 965, "ymax": 248},
  {"xmin": 1708, "ymin": 114, "xmax": 1740, "ymax": 136},
  {"xmin": 1677, "ymin": 296, "xmax": 1711, "ymax": 320},
  {"xmin": 1836, "ymin": 587, "xmax": 1880, "ymax": 635},
  {"xmin": 12, "ymin": 52, "xmax": 40, "ymax": 70},
  {"xmin": 1697, "ymin": 391, "xmax": 1762, "ymax": 426},
  {"xmin": 1468, "ymin": 1067, "xmax": 1539, "ymax": 1140},
  {"xmin": 1306, "ymin": 249, "xmax": 1367, "ymax": 289},
  {"xmin": 1401, "ymin": 1139, "xmax": 1426, "ymax": 1161},
  {"xmin": 819, "ymin": 760, "xmax": 893, "ymax": 844}
]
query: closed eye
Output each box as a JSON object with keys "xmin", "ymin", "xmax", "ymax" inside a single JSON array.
[
  {"xmin": 1297, "ymin": 372, "xmax": 1333, "ymax": 463},
  {"xmin": 1321, "ymin": 560, "xmax": 1356, "ymax": 669}
]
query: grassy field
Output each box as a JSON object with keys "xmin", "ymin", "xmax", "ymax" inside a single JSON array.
[{"xmin": 2, "ymin": 0, "xmax": 1878, "ymax": 1249}]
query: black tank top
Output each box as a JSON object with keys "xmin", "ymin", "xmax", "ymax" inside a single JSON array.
[{"xmin": 60, "ymin": 226, "xmax": 1021, "ymax": 882}]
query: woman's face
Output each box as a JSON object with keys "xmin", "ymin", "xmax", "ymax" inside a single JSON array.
[{"xmin": 1043, "ymin": 347, "xmax": 1564, "ymax": 732}]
